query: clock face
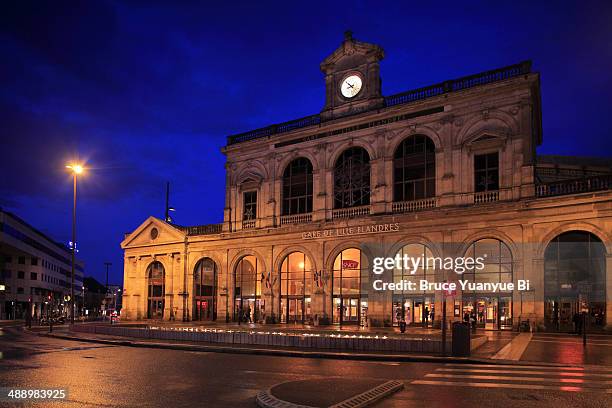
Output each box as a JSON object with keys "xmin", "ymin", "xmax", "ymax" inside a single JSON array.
[{"xmin": 340, "ymin": 74, "xmax": 363, "ymax": 98}]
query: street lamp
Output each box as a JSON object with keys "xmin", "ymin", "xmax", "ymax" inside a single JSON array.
[{"xmin": 66, "ymin": 163, "xmax": 85, "ymax": 324}]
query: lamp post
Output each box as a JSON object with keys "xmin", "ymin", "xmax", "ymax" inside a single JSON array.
[{"xmin": 66, "ymin": 163, "xmax": 84, "ymax": 325}]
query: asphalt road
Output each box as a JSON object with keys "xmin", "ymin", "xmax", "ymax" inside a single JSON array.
[{"xmin": 0, "ymin": 325, "xmax": 610, "ymax": 408}]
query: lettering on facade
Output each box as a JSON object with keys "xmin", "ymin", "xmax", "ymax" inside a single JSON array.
[{"xmin": 301, "ymin": 222, "xmax": 400, "ymax": 240}]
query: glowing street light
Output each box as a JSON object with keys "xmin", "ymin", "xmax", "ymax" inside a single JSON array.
[{"xmin": 66, "ymin": 162, "xmax": 86, "ymax": 324}]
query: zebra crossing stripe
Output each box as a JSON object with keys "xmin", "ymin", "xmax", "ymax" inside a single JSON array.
[
  {"xmin": 435, "ymin": 368, "xmax": 612, "ymax": 378},
  {"xmin": 443, "ymin": 363, "xmax": 612, "ymax": 373},
  {"xmin": 425, "ymin": 373, "xmax": 612, "ymax": 386},
  {"xmin": 411, "ymin": 380, "xmax": 606, "ymax": 393}
]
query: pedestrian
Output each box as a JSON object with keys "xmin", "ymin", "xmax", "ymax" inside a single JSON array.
[
  {"xmin": 246, "ymin": 306, "xmax": 252, "ymax": 323},
  {"xmin": 572, "ymin": 312, "xmax": 579, "ymax": 334},
  {"xmin": 423, "ymin": 306, "xmax": 429, "ymax": 326}
]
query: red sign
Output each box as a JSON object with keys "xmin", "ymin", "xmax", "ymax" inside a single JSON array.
[{"xmin": 341, "ymin": 260, "xmax": 359, "ymax": 269}]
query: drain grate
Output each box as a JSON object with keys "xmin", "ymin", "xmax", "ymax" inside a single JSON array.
[
  {"xmin": 331, "ymin": 381, "xmax": 404, "ymax": 408},
  {"xmin": 255, "ymin": 380, "xmax": 404, "ymax": 408}
]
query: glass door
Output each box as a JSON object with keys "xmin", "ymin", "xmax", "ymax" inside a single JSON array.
[
  {"xmin": 499, "ymin": 296, "xmax": 512, "ymax": 330},
  {"xmin": 343, "ymin": 297, "xmax": 359, "ymax": 324}
]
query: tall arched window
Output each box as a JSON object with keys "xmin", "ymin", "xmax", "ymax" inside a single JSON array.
[
  {"xmin": 146, "ymin": 261, "xmax": 165, "ymax": 319},
  {"xmin": 334, "ymin": 147, "xmax": 370, "ymax": 209},
  {"xmin": 193, "ymin": 258, "xmax": 217, "ymax": 321},
  {"xmin": 282, "ymin": 158, "xmax": 313, "ymax": 215},
  {"xmin": 332, "ymin": 248, "xmax": 368, "ymax": 325},
  {"xmin": 462, "ymin": 238, "xmax": 513, "ymax": 330},
  {"xmin": 544, "ymin": 231, "xmax": 606, "ymax": 330},
  {"xmin": 393, "ymin": 135, "xmax": 435, "ymax": 202},
  {"xmin": 392, "ymin": 244, "xmax": 436, "ymax": 327},
  {"xmin": 279, "ymin": 252, "xmax": 312, "ymax": 324},
  {"xmin": 234, "ymin": 255, "xmax": 262, "ymax": 323}
]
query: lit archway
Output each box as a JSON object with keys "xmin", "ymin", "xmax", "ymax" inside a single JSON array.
[
  {"xmin": 234, "ymin": 255, "xmax": 262, "ymax": 323},
  {"xmin": 279, "ymin": 251, "xmax": 313, "ymax": 324},
  {"xmin": 146, "ymin": 261, "xmax": 165, "ymax": 319},
  {"xmin": 544, "ymin": 231, "xmax": 606, "ymax": 330},
  {"xmin": 332, "ymin": 248, "xmax": 367, "ymax": 325},
  {"xmin": 461, "ymin": 239, "xmax": 513, "ymax": 330},
  {"xmin": 193, "ymin": 258, "xmax": 217, "ymax": 321}
]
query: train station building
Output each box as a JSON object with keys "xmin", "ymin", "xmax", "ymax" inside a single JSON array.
[{"xmin": 121, "ymin": 33, "xmax": 611, "ymax": 331}]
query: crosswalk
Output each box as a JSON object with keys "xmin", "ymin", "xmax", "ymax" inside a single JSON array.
[{"xmin": 411, "ymin": 363, "xmax": 612, "ymax": 393}]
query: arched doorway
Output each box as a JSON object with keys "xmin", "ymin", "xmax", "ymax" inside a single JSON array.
[
  {"xmin": 332, "ymin": 248, "xmax": 368, "ymax": 326},
  {"xmin": 146, "ymin": 261, "xmax": 165, "ymax": 319},
  {"xmin": 279, "ymin": 251, "xmax": 312, "ymax": 324},
  {"xmin": 193, "ymin": 258, "xmax": 217, "ymax": 321},
  {"xmin": 392, "ymin": 244, "xmax": 436, "ymax": 327},
  {"xmin": 234, "ymin": 255, "xmax": 263, "ymax": 323},
  {"xmin": 461, "ymin": 239, "xmax": 513, "ymax": 330},
  {"xmin": 544, "ymin": 231, "xmax": 606, "ymax": 331}
]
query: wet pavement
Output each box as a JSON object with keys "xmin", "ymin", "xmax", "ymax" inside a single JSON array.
[
  {"xmin": 521, "ymin": 333, "xmax": 612, "ymax": 366},
  {"xmin": 0, "ymin": 325, "xmax": 610, "ymax": 407}
]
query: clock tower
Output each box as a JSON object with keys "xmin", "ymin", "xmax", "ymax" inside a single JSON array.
[{"xmin": 320, "ymin": 31, "xmax": 385, "ymax": 121}]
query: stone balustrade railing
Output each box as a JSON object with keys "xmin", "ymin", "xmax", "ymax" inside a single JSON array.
[
  {"xmin": 331, "ymin": 205, "xmax": 371, "ymax": 220},
  {"xmin": 279, "ymin": 213, "xmax": 313, "ymax": 226},
  {"xmin": 392, "ymin": 197, "xmax": 437, "ymax": 213}
]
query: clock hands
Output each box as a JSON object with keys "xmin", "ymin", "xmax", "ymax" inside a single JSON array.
[{"xmin": 346, "ymin": 82, "xmax": 354, "ymax": 89}]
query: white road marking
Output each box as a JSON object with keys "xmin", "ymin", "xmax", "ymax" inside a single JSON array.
[
  {"xmin": 411, "ymin": 379, "xmax": 610, "ymax": 393},
  {"xmin": 435, "ymin": 368, "xmax": 612, "ymax": 378},
  {"xmin": 425, "ymin": 373, "xmax": 612, "ymax": 385}
]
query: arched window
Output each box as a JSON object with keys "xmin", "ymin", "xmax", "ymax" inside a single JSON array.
[
  {"xmin": 393, "ymin": 135, "xmax": 435, "ymax": 202},
  {"xmin": 279, "ymin": 252, "xmax": 312, "ymax": 323},
  {"xmin": 234, "ymin": 255, "xmax": 262, "ymax": 323},
  {"xmin": 332, "ymin": 248, "xmax": 368, "ymax": 325},
  {"xmin": 282, "ymin": 158, "xmax": 313, "ymax": 215},
  {"xmin": 462, "ymin": 238, "xmax": 513, "ymax": 330},
  {"xmin": 193, "ymin": 258, "xmax": 217, "ymax": 321},
  {"xmin": 544, "ymin": 231, "xmax": 606, "ymax": 330},
  {"xmin": 392, "ymin": 244, "xmax": 435, "ymax": 327},
  {"xmin": 146, "ymin": 261, "xmax": 165, "ymax": 319},
  {"xmin": 334, "ymin": 147, "xmax": 370, "ymax": 209},
  {"xmin": 463, "ymin": 239, "xmax": 513, "ymax": 285}
]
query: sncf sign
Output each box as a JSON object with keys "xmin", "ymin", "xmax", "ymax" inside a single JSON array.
[{"xmin": 341, "ymin": 260, "xmax": 359, "ymax": 269}]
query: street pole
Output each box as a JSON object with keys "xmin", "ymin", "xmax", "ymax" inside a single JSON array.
[
  {"xmin": 165, "ymin": 182, "xmax": 169, "ymax": 222},
  {"xmin": 70, "ymin": 171, "xmax": 76, "ymax": 325},
  {"xmin": 582, "ymin": 312, "xmax": 587, "ymax": 346},
  {"xmin": 104, "ymin": 262, "xmax": 111, "ymax": 294},
  {"xmin": 442, "ymin": 294, "xmax": 447, "ymax": 356}
]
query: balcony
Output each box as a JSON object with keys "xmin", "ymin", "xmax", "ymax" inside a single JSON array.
[
  {"xmin": 536, "ymin": 175, "xmax": 611, "ymax": 198},
  {"xmin": 242, "ymin": 219, "xmax": 256, "ymax": 229},
  {"xmin": 332, "ymin": 205, "xmax": 371, "ymax": 220},
  {"xmin": 392, "ymin": 197, "xmax": 437, "ymax": 213},
  {"xmin": 473, "ymin": 190, "xmax": 500, "ymax": 204},
  {"xmin": 280, "ymin": 213, "xmax": 312, "ymax": 226}
]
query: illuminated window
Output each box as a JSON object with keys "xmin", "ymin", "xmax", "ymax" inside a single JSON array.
[
  {"xmin": 334, "ymin": 147, "xmax": 370, "ymax": 208},
  {"xmin": 279, "ymin": 252, "xmax": 312, "ymax": 323},
  {"xmin": 282, "ymin": 158, "xmax": 313, "ymax": 215},
  {"xmin": 394, "ymin": 135, "xmax": 435, "ymax": 201}
]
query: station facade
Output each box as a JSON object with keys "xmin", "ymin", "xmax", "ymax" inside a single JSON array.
[{"xmin": 121, "ymin": 34, "xmax": 612, "ymax": 331}]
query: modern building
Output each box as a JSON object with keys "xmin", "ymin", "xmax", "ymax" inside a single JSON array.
[
  {"xmin": 121, "ymin": 33, "xmax": 611, "ymax": 331},
  {"xmin": 0, "ymin": 209, "xmax": 85, "ymax": 320},
  {"xmin": 83, "ymin": 276, "xmax": 106, "ymax": 318}
]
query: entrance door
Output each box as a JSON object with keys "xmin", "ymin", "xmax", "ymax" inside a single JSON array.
[
  {"xmin": 195, "ymin": 298, "xmax": 214, "ymax": 321},
  {"xmin": 334, "ymin": 296, "xmax": 360, "ymax": 324},
  {"xmin": 147, "ymin": 299, "xmax": 164, "ymax": 319},
  {"xmin": 281, "ymin": 297, "xmax": 304, "ymax": 323},
  {"xmin": 343, "ymin": 297, "xmax": 359, "ymax": 324}
]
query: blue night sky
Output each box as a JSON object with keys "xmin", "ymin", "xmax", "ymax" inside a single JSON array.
[{"xmin": 1, "ymin": 1, "xmax": 611, "ymax": 285}]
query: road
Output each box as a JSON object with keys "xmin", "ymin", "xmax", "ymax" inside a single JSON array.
[{"xmin": 0, "ymin": 325, "xmax": 610, "ymax": 407}]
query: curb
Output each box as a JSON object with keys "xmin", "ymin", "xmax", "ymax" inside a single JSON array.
[
  {"xmin": 256, "ymin": 380, "xmax": 404, "ymax": 408},
  {"xmin": 25, "ymin": 329, "xmax": 591, "ymax": 368}
]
